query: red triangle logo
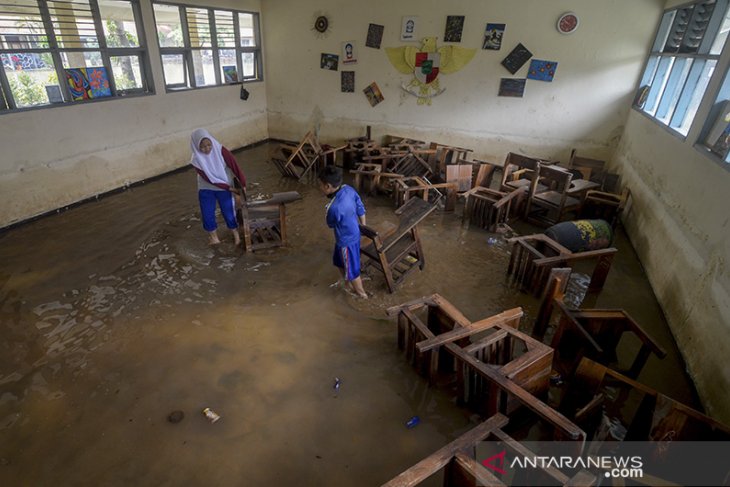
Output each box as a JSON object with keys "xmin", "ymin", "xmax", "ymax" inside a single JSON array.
[{"xmin": 481, "ymin": 450, "xmax": 507, "ymax": 475}]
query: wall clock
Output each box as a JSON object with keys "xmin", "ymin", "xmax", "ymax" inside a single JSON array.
[
  {"xmin": 557, "ymin": 12, "xmax": 579, "ymax": 34},
  {"xmin": 312, "ymin": 13, "xmax": 332, "ymax": 38}
]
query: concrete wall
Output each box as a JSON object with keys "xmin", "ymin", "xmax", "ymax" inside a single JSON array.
[
  {"xmin": 262, "ymin": 0, "xmax": 663, "ymax": 165},
  {"xmin": 612, "ymin": 9, "xmax": 730, "ymax": 421},
  {"xmin": 0, "ymin": 0, "xmax": 267, "ymax": 228}
]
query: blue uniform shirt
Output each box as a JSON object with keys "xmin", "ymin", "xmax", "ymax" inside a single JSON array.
[{"xmin": 326, "ymin": 184, "xmax": 366, "ymax": 246}]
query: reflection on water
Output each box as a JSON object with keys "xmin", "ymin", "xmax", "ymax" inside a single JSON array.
[{"xmin": 0, "ymin": 143, "xmax": 698, "ymax": 485}]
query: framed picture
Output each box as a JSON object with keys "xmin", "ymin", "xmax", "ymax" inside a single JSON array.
[
  {"xmin": 483, "ymin": 23, "xmax": 505, "ymax": 50},
  {"xmin": 710, "ymin": 122, "xmax": 730, "ymax": 159},
  {"xmin": 342, "ymin": 41, "xmax": 357, "ymax": 65},
  {"xmin": 498, "ymin": 78, "xmax": 526, "ymax": 97},
  {"xmin": 501, "ymin": 43, "xmax": 532, "ymax": 75},
  {"xmin": 45, "ymin": 85, "xmax": 63, "ymax": 103},
  {"xmin": 341, "ymin": 71, "xmax": 355, "ymax": 93},
  {"xmin": 401, "ymin": 16, "xmax": 418, "ymax": 41},
  {"xmin": 320, "ymin": 53, "xmax": 339, "ymax": 71},
  {"xmin": 363, "ymin": 81, "xmax": 384, "ymax": 107},
  {"xmin": 527, "ymin": 59, "xmax": 558, "ymax": 82},
  {"xmin": 366, "ymin": 23, "xmax": 384, "ymax": 49},
  {"xmin": 65, "ymin": 67, "xmax": 112, "ymax": 101},
  {"xmin": 444, "ymin": 15, "xmax": 465, "ymax": 43},
  {"xmin": 222, "ymin": 65, "xmax": 238, "ymax": 83}
]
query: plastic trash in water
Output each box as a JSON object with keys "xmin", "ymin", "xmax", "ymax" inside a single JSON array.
[
  {"xmin": 487, "ymin": 237, "xmax": 498, "ymax": 245},
  {"xmin": 333, "ymin": 377, "xmax": 341, "ymax": 393},
  {"xmin": 405, "ymin": 416, "xmax": 420, "ymax": 428},
  {"xmin": 202, "ymin": 407, "xmax": 221, "ymax": 423}
]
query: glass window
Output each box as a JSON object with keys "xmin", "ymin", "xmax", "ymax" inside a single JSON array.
[
  {"xmin": 0, "ymin": 0, "xmax": 152, "ymax": 112},
  {"xmin": 634, "ymin": 0, "xmax": 730, "ymax": 137},
  {"xmin": 153, "ymin": 2, "xmax": 262, "ymax": 90}
]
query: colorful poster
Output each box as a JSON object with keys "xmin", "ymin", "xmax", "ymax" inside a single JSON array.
[
  {"xmin": 401, "ymin": 16, "xmax": 418, "ymax": 41},
  {"xmin": 366, "ymin": 23, "xmax": 384, "ymax": 49},
  {"xmin": 444, "ymin": 15, "xmax": 465, "ymax": 42},
  {"xmin": 65, "ymin": 67, "xmax": 111, "ymax": 101},
  {"xmin": 363, "ymin": 81, "xmax": 384, "ymax": 107},
  {"xmin": 222, "ymin": 65, "xmax": 238, "ymax": 83},
  {"xmin": 483, "ymin": 23, "xmax": 505, "ymax": 50},
  {"xmin": 711, "ymin": 122, "xmax": 730, "ymax": 158},
  {"xmin": 342, "ymin": 41, "xmax": 357, "ymax": 65},
  {"xmin": 501, "ymin": 43, "xmax": 532, "ymax": 75},
  {"xmin": 498, "ymin": 78, "xmax": 526, "ymax": 97},
  {"xmin": 527, "ymin": 59, "xmax": 558, "ymax": 82},
  {"xmin": 320, "ymin": 53, "xmax": 339, "ymax": 71},
  {"xmin": 341, "ymin": 71, "xmax": 355, "ymax": 92}
]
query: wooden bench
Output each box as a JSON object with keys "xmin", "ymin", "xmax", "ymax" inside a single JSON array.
[
  {"xmin": 359, "ymin": 197, "xmax": 437, "ymax": 293},
  {"xmin": 271, "ymin": 131, "xmax": 345, "ymax": 180},
  {"xmin": 239, "ymin": 191, "xmax": 301, "ymax": 252},
  {"xmin": 462, "ymin": 186, "xmax": 526, "ymax": 232},
  {"xmin": 392, "ymin": 176, "xmax": 458, "ymax": 211}
]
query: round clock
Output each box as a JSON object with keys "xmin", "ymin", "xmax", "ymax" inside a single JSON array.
[{"xmin": 557, "ymin": 12, "xmax": 579, "ymax": 34}]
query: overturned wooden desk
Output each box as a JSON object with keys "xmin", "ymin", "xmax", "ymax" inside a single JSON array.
[
  {"xmin": 238, "ymin": 191, "xmax": 301, "ymax": 252},
  {"xmin": 359, "ymin": 197, "xmax": 437, "ymax": 293}
]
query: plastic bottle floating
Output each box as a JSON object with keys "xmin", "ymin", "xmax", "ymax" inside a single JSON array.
[
  {"xmin": 405, "ymin": 416, "xmax": 420, "ymax": 428},
  {"xmin": 333, "ymin": 377, "xmax": 341, "ymax": 393},
  {"xmin": 203, "ymin": 407, "xmax": 221, "ymax": 423}
]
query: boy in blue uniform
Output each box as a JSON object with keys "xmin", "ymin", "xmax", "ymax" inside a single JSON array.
[{"xmin": 318, "ymin": 166, "xmax": 368, "ymax": 298}]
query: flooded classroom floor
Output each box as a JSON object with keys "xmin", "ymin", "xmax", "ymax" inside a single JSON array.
[{"xmin": 0, "ymin": 143, "xmax": 700, "ymax": 485}]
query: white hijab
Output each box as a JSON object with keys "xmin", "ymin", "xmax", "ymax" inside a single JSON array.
[{"xmin": 190, "ymin": 128, "xmax": 229, "ymax": 186}]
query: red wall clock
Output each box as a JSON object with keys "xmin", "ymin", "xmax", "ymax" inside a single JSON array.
[{"xmin": 557, "ymin": 12, "xmax": 579, "ymax": 34}]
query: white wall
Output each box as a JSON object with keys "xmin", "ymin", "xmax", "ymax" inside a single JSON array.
[
  {"xmin": 262, "ymin": 0, "xmax": 663, "ymax": 165},
  {"xmin": 0, "ymin": 0, "xmax": 267, "ymax": 228},
  {"xmin": 611, "ymin": 0, "xmax": 730, "ymax": 421}
]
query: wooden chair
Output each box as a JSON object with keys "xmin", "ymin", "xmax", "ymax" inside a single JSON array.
[
  {"xmin": 428, "ymin": 142, "xmax": 473, "ymax": 180},
  {"xmin": 386, "ymin": 294, "xmax": 586, "ymax": 443},
  {"xmin": 461, "ymin": 186, "xmax": 525, "ymax": 232},
  {"xmin": 579, "ymin": 188, "xmax": 631, "ymax": 230},
  {"xmin": 507, "ymin": 234, "xmax": 617, "ymax": 296},
  {"xmin": 238, "ymin": 191, "xmax": 301, "ymax": 252},
  {"xmin": 359, "ymin": 197, "xmax": 437, "ymax": 293},
  {"xmin": 568, "ymin": 149, "xmax": 607, "ymax": 189},
  {"xmin": 445, "ymin": 163, "xmax": 474, "ymax": 192},
  {"xmin": 350, "ymin": 163, "xmax": 383, "ymax": 195},
  {"xmin": 471, "ymin": 159, "xmax": 500, "ymax": 189},
  {"xmin": 382, "ymin": 413, "xmax": 595, "ymax": 487},
  {"xmin": 392, "ymin": 176, "xmax": 458, "ymax": 212},
  {"xmin": 526, "ymin": 165, "xmax": 581, "ymax": 226},
  {"xmin": 499, "ymin": 153, "xmax": 544, "ymax": 194},
  {"xmin": 271, "ymin": 131, "xmax": 345, "ymax": 180}
]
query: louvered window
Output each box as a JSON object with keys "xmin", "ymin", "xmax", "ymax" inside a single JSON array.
[{"xmin": 153, "ymin": 2, "xmax": 262, "ymax": 90}]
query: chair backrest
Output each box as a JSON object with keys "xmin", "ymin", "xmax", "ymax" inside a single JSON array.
[
  {"xmin": 500, "ymin": 152, "xmax": 542, "ymax": 189},
  {"xmin": 568, "ymin": 149, "xmax": 606, "ymax": 185}
]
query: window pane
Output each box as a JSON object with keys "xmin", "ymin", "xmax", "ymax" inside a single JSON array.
[
  {"xmin": 672, "ymin": 59, "xmax": 716, "ymax": 135},
  {"xmin": 186, "ymin": 7, "xmax": 211, "ymax": 48},
  {"xmin": 644, "ymin": 56, "xmax": 674, "ymax": 116},
  {"xmin": 0, "ymin": 0, "xmax": 48, "ymax": 48},
  {"xmin": 154, "ymin": 4, "xmax": 183, "ymax": 48},
  {"xmin": 191, "ymin": 49, "xmax": 215, "ymax": 85},
  {"xmin": 99, "ymin": 0, "xmax": 140, "ymax": 48},
  {"xmin": 110, "ymin": 55, "xmax": 142, "ymax": 89},
  {"xmin": 60, "ymin": 50, "xmax": 103, "ymax": 68},
  {"xmin": 2, "ymin": 52, "xmax": 56, "ymax": 107},
  {"xmin": 219, "ymin": 49, "xmax": 236, "ymax": 82},
  {"xmin": 48, "ymin": 0, "xmax": 100, "ymax": 48},
  {"xmin": 710, "ymin": 4, "xmax": 730, "ymax": 54},
  {"xmin": 241, "ymin": 51, "xmax": 255, "ymax": 78},
  {"xmin": 656, "ymin": 58, "xmax": 694, "ymax": 124},
  {"xmin": 679, "ymin": 1, "xmax": 715, "ymax": 54},
  {"xmin": 214, "ymin": 10, "xmax": 235, "ymax": 47},
  {"xmin": 161, "ymin": 53, "xmax": 187, "ymax": 86},
  {"xmin": 663, "ymin": 6, "xmax": 694, "ymax": 53},
  {"xmin": 239, "ymin": 13, "xmax": 255, "ymax": 47}
]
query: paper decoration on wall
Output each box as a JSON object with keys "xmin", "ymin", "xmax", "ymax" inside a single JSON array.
[
  {"xmin": 501, "ymin": 43, "xmax": 532, "ymax": 74},
  {"xmin": 65, "ymin": 67, "xmax": 111, "ymax": 101},
  {"xmin": 483, "ymin": 23, "xmax": 505, "ymax": 50},
  {"xmin": 342, "ymin": 41, "xmax": 357, "ymax": 65},
  {"xmin": 45, "ymin": 85, "xmax": 63, "ymax": 103},
  {"xmin": 527, "ymin": 59, "xmax": 558, "ymax": 82},
  {"xmin": 710, "ymin": 122, "xmax": 730, "ymax": 158},
  {"xmin": 312, "ymin": 12, "xmax": 332, "ymax": 38},
  {"xmin": 633, "ymin": 85, "xmax": 650, "ymax": 108},
  {"xmin": 366, "ymin": 23, "xmax": 384, "ymax": 49},
  {"xmin": 498, "ymin": 78, "xmax": 526, "ymax": 97},
  {"xmin": 444, "ymin": 15, "xmax": 465, "ymax": 42},
  {"xmin": 363, "ymin": 81, "xmax": 384, "ymax": 107},
  {"xmin": 222, "ymin": 65, "xmax": 238, "ymax": 83},
  {"xmin": 341, "ymin": 71, "xmax": 355, "ymax": 92},
  {"xmin": 320, "ymin": 53, "xmax": 339, "ymax": 71},
  {"xmin": 386, "ymin": 37, "xmax": 476, "ymax": 105},
  {"xmin": 401, "ymin": 16, "xmax": 418, "ymax": 41},
  {"xmin": 704, "ymin": 100, "xmax": 730, "ymax": 147}
]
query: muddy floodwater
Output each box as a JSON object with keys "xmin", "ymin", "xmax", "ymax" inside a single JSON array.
[{"xmin": 0, "ymin": 143, "xmax": 699, "ymax": 485}]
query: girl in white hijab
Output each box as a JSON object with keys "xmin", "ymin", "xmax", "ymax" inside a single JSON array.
[{"xmin": 190, "ymin": 128, "xmax": 246, "ymax": 246}]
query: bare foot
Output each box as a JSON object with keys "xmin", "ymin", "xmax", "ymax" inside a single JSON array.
[{"xmin": 209, "ymin": 236, "xmax": 221, "ymax": 246}]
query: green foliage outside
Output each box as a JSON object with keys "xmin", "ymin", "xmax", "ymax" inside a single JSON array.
[{"xmin": 8, "ymin": 72, "xmax": 47, "ymax": 107}]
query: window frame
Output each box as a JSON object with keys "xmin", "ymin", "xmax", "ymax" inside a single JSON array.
[
  {"xmin": 0, "ymin": 0, "xmax": 154, "ymax": 114},
  {"xmin": 152, "ymin": 1, "xmax": 263, "ymax": 92},
  {"xmin": 633, "ymin": 0, "xmax": 730, "ymax": 140}
]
